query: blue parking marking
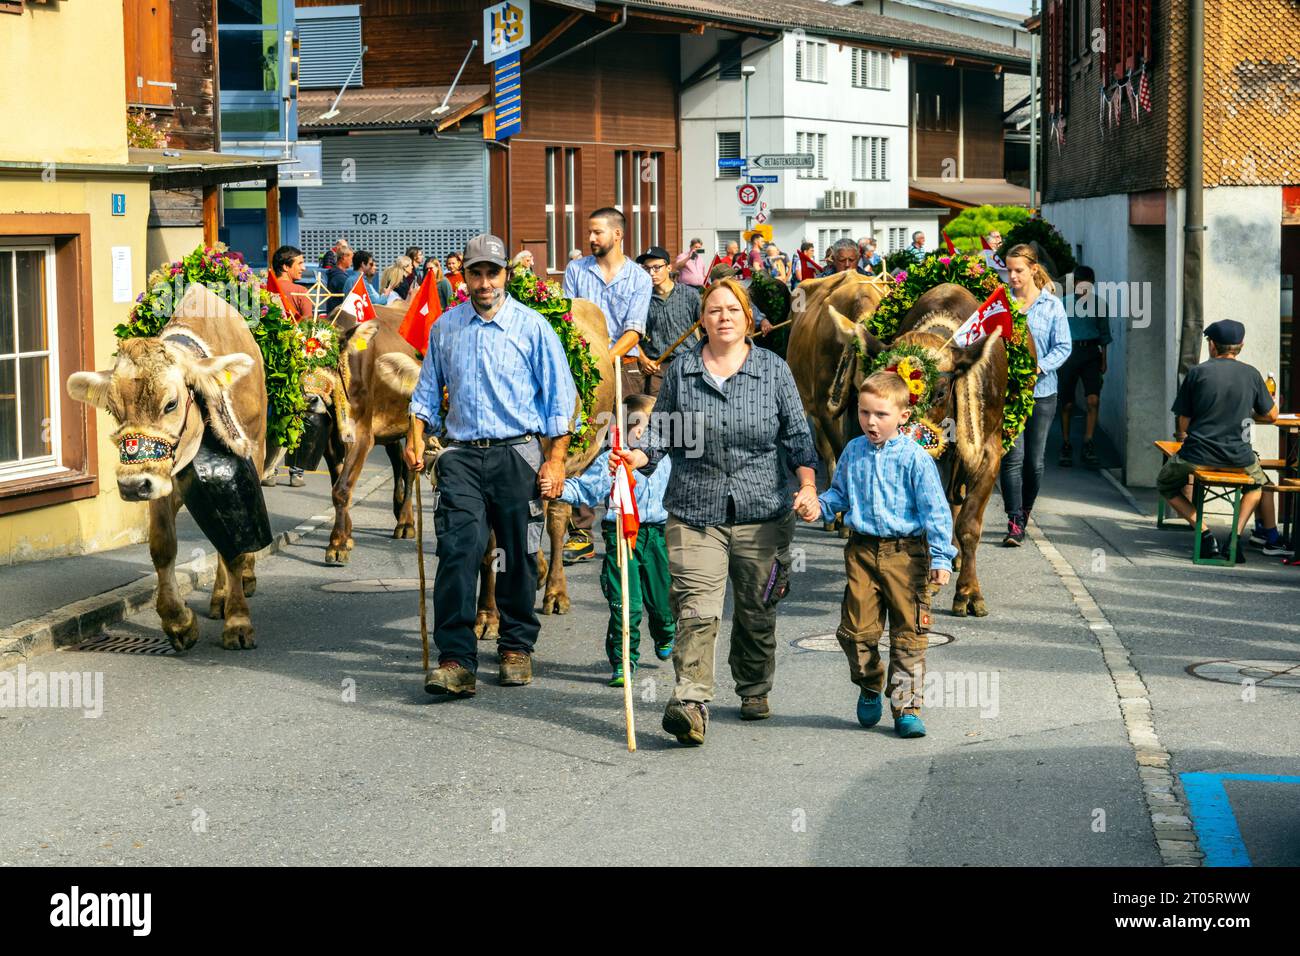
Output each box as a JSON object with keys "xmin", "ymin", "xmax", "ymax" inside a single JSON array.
[{"xmin": 1181, "ymin": 772, "xmax": 1300, "ymax": 866}]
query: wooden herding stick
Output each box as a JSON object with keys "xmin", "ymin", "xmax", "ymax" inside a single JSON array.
[{"xmin": 613, "ymin": 359, "xmax": 637, "ymax": 752}]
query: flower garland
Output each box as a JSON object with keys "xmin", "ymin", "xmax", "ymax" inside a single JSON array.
[
  {"xmin": 871, "ymin": 344, "xmax": 940, "ymax": 416},
  {"xmin": 297, "ymin": 320, "xmax": 340, "ymax": 372},
  {"xmin": 863, "ymin": 252, "xmax": 1037, "ymax": 450},
  {"xmin": 114, "ymin": 244, "xmax": 309, "ymax": 451},
  {"xmin": 506, "ymin": 267, "xmax": 601, "ymax": 453},
  {"xmin": 997, "ymin": 215, "xmax": 1077, "ymax": 275}
]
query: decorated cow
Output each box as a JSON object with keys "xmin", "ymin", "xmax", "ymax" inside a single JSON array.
[{"xmin": 67, "ymin": 284, "xmax": 274, "ymax": 651}]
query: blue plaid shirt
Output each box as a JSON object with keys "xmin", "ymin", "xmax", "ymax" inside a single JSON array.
[
  {"xmin": 561, "ymin": 450, "xmax": 671, "ymax": 526},
  {"xmin": 1021, "ymin": 289, "xmax": 1073, "ymax": 398},
  {"xmin": 408, "ymin": 295, "xmax": 578, "ymax": 441},
  {"xmin": 563, "ymin": 255, "xmax": 651, "ymax": 355},
  {"xmin": 818, "ymin": 433, "xmax": 957, "ymax": 571}
]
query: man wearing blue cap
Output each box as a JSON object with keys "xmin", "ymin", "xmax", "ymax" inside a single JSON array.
[{"xmin": 1157, "ymin": 319, "xmax": 1280, "ymax": 562}]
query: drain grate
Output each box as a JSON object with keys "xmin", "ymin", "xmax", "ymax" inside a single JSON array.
[
  {"xmin": 792, "ymin": 631, "xmax": 954, "ymax": 653},
  {"xmin": 1186, "ymin": 659, "xmax": 1300, "ymax": 689},
  {"xmin": 74, "ymin": 633, "xmax": 175, "ymax": 655}
]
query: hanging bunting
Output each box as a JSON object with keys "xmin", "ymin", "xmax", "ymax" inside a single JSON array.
[{"xmin": 1139, "ymin": 66, "xmax": 1152, "ymax": 114}]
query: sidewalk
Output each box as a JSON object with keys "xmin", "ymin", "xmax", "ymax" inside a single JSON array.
[{"xmin": 0, "ymin": 449, "xmax": 394, "ymax": 652}]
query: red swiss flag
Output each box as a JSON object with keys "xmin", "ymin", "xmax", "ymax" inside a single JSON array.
[{"xmin": 397, "ymin": 275, "xmax": 443, "ymax": 353}]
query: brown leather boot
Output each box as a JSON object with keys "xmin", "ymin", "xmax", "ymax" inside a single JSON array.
[
  {"xmin": 662, "ymin": 700, "xmax": 708, "ymax": 746},
  {"xmin": 740, "ymin": 695, "xmax": 771, "ymax": 721},
  {"xmin": 498, "ymin": 649, "xmax": 533, "ymax": 686},
  {"xmin": 424, "ymin": 660, "xmax": 477, "ymax": 697}
]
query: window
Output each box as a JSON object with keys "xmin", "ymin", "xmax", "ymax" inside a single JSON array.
[
  {"xmin": 717, "ymin": 39, "xmax": 744, "ymax": 80},
  {"xmin": 795, "ymin": 131, "xmax": 826, "ymax": 180},
  {"xmin": 716, "ymin": 230, "xmax": 741, "ymax": 254},
  {"xmin": 616, "ymin": 151, "xmax": 663, "ymax": 251},
  {"xmin": 545, "ymin": 147, "xmax": 580, "ymax": 273},
  {"xmin": 816, "ymin": 229, "xmax": 851, "ymax": 253},
  {"xmin": 717, "ymin": 131, "xmax": 741, "ymax": 180},
  {"xmin": 888, "ymin": 227, "xmax": 907, "ymax": 253},
  {"xmin": 852, "ymin": 136, "xmax": 889, "ymax": 181},
  {"xmin": 851, "ymin": 49, "xmax": 890, "ymax": 90},
  {"xmin": 124, "ymin": 0, "xmax": 175, "ymax": 108},
  {"xmin": 1068, "ymin": 0, "xmax": 1092, "ymax": 62},
  {"xmin": 297, "ymin": 5, "xmax": 364, "ymax": 90},
  {"xmin": 795, "ymin": 37, "xmax": 827, "ymax": 83},
  {"xmin": 0, "ymin": 244, "xmax": 59, "ymax": 482}
]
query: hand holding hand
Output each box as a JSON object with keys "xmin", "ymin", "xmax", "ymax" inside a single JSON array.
[
  {"xmin": 792, "ymin": 483, "xmax": 821, "ymax": 522},
  {"xmin": 538, "ymin": 460, "xmax": 564, "ymax": 500}
]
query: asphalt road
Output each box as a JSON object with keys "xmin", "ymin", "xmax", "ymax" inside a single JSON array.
[{"xmin": 1, "ymin": 450, "xmax": 1295, "ymax": 866}]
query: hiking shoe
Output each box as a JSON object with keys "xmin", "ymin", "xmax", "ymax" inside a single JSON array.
[
  {"xmin": 654, "ymin": 638, "xmax": 675, "ymax": 661},
  {"xmin": 1197, "ymin": 530, "xmax": 1220, "ymax": 559},
  {"xmin": 608, "ymin": 664, "xmax": 636, "ymax": 687},
  {"xmin": 1058, "ymin": 443, "xmax": 1074, "ymax": 467},
  {"xmin": 895, "ymin": 714, "xmax": 927, "ymax": 738},
  {"xmin": 857, "ymin": 691, "xmax": 883, "ymax": 728},
  {"xmin": 1002, "ymin": 515, "xmax": 1025, "ymax": 547},
  {"xmin": 739, "ymin": 695, "xmax": 771, "ymax": 721},
  {"xmin": 662, "ymin": 700, "xmax": 708, "ymax": 746},
  {"xmin": 499, "ymin": 649, "xmax": 533, "ymax": 686},
  {"xmin": 1082, "ymin": 441, "xmax": 1100, "ymax": 468},
  {"xmin": 261, "ymin": 470, "xmax": 278, "ymax": 487},
  {"xmin": 425, "ymin": 660, "xmax": 477, "ymax": 697},
  {"xmin": 562, "ymin": 531, "xmax": 595, "ymax": 565},
  {"xmin": 289, "ymin": 469, "xmax": 306, "ymax": 488}
]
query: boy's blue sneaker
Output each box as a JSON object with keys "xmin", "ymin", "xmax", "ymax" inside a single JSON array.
[
  {"xmin": 856, "ymin": 691, "xmax": 883, "ymax": 728},
  {"xmin": 895, "ymin": 714, "xmax": 927, "ymax": 738},
  {"xmin": 654, "ymin": 639, "xmax": 675, "ymax": 661}
]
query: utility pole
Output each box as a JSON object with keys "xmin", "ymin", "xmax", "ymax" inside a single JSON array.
[
  {"xmin": 742, "ymin": 64, "xmax": 756, "ymax": 232},
  {"xmin": 1029, "ymin": 0, "xmax": 1039, "ymax": 210}
]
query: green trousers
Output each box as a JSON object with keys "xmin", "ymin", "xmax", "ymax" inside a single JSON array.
[{"xmin": 600, "ymin": 523, "xmax": 675, "ymax": 668}]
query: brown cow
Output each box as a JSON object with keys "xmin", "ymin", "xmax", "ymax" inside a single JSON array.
[
  {"xmin": 316, "ymin": 303, "xmax": 422, "ymax": 566},
  {"xmin": 786, "ymin": 270, "xmax": 892, "ymax": 529},
  {"xmin": 844, "ymin": 282, "xmax": 1037, "ymax": 617},
  {"xmin": 67, "ymin": 284, "xmax": 272, "ymax": 651},
  {"xmin": 378, "ymin": 298, "xmax": 615, "ymax": 634}
]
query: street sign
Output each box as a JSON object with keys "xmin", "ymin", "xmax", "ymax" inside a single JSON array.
[
  {"xmin": 717, "ymin": 157, "xmax": 747, "ymax": 169},
  {"xmin": 483, "ymin": 0, "xmax": 531, "ymax": 65},
  {"xmin": 490, "ymin": 51, "xmax": 522, "ymax": 140},
  {"xmin": 736, "ymin": 183, "xmax": 763, "ymax": 216},
  {"xmin": 752, "ymin": 153, "xmax": 815, "ymax": 170},
  {"xmin": 747, "ymin": 175, "xmax": 778, "ymax": 184}
]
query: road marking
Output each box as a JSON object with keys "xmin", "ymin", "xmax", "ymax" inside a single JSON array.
[
  {"xmin": 1026, "ymin": 519, "xmax": 1203, "ymax": 866},
  {"xmin": 1181, "ymin": 772, "xmax": 1300, "ymax": 866}
]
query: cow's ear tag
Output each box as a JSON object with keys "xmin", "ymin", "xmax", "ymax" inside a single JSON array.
[
  {"xmin": 354, "ymin": 337, "xmax": 368, "ymax": 351},
  {"xmin": 224, "ymin": 370, "xmax": 233, "ymax": 384}
]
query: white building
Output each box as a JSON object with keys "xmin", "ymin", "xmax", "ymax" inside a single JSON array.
[{"xmin": 674, "ymin": 1, "xmax": 1030, "ymax": 260}]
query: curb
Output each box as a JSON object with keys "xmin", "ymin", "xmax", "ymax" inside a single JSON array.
[
  {"xmin": 1026, "ymin": 518, "xmax": 1204, "ymax": 867},
  {"xmin": 0, "ymin": 471, "xmax": 391, "ymax": 670}
]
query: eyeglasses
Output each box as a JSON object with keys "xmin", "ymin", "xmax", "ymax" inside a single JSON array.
[{"xmin": 643, "ymin": 263, "xmax": 668, "ymax": 273}]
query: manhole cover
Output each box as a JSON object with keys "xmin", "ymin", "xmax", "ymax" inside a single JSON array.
[
  {"xmin": 320, "ymin": 578, "xmax": 422, "ymax": 593},
  {"xmin": 793, "ymin": 631, "xmax": 954, "ymax": 652},
  {"xmin": 74, "ymin": 633, "xmax": 175, "ymax": 655},
  {"xmin": 1187, "ymin": 659, "xmax": 1300, "ymax": 689}
]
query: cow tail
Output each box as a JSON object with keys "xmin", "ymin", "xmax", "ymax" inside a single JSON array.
[{"xmin": 826, "ymin": 340, "xmax": 859, "ymax": 419}]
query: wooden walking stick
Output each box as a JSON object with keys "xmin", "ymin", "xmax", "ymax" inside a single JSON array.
[
  {"xmin": 613, "ymin": 359, "xmax": 637, "ymax": 752},
  {"xmin": 654, "ymin": 320, "xmax": 702, "ymax": 364},
  {"xmin": 414, "ymin": 465, "xmax": 430, "ymax": 672}
]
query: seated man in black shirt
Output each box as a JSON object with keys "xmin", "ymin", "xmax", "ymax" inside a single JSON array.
[{"xmin": 1157, "ymin": 320, "xmax": 1279, "ymax": 562}]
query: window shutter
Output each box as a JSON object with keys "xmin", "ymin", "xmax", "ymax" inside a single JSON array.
[
  {"xmin": 718, "ymin": 39, "xmax": 742, "ymax": 80},
  {"xmin": 795, "ymin": 39, "xmax": 803, "ymax": 80},
  {"xmin": 718, "ymin": 131, "xmax": 741, "ymax": 179},
  {"xmin": 298, "ymin": 7, "xmax": 364, "ymax": 90}
]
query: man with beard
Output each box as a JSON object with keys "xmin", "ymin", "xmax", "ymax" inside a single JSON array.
[{"xmin": 560, "ymin": 207, "xmax": 652, "ymax": 563}]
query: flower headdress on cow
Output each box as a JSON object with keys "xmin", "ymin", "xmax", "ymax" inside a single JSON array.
[{"xmin": 870, "ymin": 344, "xmax": 946, "ymax": 458}]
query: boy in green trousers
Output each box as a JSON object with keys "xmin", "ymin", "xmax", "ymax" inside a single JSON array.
[{"xmin": 550, "ymin": 394, "xmax": 675, "ymax": 686}]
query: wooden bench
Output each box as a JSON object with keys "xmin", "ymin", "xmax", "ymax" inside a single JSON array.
[{"xmin": 1153, "ymin": 440, "xmax": 1298, "ymax": 566}]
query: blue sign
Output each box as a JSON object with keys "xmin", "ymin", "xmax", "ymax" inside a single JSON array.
[
  {"xmin": 492, "ymin": 51, "xmax": 522, "ymax": 140},
  {"xmin": 718, "ymin": 157, "xmax": 748, "ymax": 169},
  {"xmin": 111, "ymin": 193, "xmax": 126, "ymax": 216},
  {"xmin": 747, "ymin": 175, "xmax": 778, "ymax": 183}
]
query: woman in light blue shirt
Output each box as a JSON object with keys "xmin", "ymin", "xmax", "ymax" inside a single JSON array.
[{"xmin": 999, "ymin": 243, "xmax": 1072, "ymax": 547}]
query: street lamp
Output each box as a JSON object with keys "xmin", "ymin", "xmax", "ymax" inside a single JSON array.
[{"xmin": 742, "ymin": 64, "xmax": 756, "ymax": 230}]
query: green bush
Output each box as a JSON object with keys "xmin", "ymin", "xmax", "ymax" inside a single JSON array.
[{"xmin": 944, "ymin": 205, "xmax": 1031, "ymax": 254}]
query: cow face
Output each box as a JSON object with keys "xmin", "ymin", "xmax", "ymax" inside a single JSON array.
[{"xmin": 67, "ymin": 337, "xmax": 254, "ymax": 501}]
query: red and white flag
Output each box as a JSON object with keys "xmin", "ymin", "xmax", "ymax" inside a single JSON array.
[
  {"xmin": 397, "ymin": 274, "xmax": 443, "ymax": 353},
  {"xmin": 1138, "ymin": 69, "xmax": 1152, "ymax": 114},
  {"xmin": 979, "ymin": 234, "xmax": 992, "ymax": 251},
  {"xmin": 341, "ymin": 274, "xmax": 377, "ymax": 323},
  {"xmin": 951, "ymin": 287, "xmax": 1013, "ymax": 348},
  {"xmin": 608, "ymin": 425, "xmax": 640, "ymax": 550},
  {"xmin": 942, "ymin": 231, "xmax": 957, "ymax": 255}
]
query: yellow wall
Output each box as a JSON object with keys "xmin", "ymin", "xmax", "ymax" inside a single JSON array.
[
  {"xmin": 0, "ymin": 1, "xmax": 128, "ymax": 165},
  {"xmin": 147, "ymin": 225, "xmax": 204, "ymax": 277},
  {"xmin": 0, "ymin": 173, "xmax": 154, "ymax": 565}
]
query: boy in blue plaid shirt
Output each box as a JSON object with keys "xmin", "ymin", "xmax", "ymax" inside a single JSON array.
[{"xmin": 809, "ymin": 372, "xmax": 956, "ymax": 738}]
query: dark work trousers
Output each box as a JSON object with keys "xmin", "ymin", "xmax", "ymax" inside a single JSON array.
[
  {"xmin": 432, "ymin": 438, "xmax": 545, "ymax": 672},
  {"xmin": 999, "ymin": 392, "xmax": 1058, "ymax": 518}
]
